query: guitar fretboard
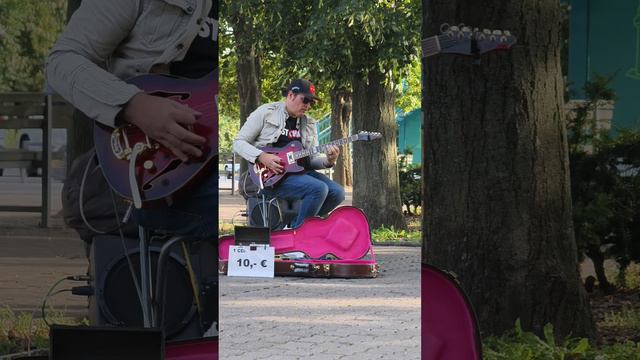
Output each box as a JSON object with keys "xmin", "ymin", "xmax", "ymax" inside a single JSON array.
[{"xmin": 293, "ymin": 135, "xmax": 359, "ymax": 160}]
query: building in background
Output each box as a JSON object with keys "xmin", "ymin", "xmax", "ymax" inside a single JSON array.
[{"xmin": 568, "ymin": 0, "xmax": 640, "ymax": 130}]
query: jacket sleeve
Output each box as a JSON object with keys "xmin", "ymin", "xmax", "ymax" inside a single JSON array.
[
  {"xmin": 45, "ymin": 0, "xmax": 143, "ymax": 127},
  {"xmin": 233, "ymin": 107, "xmax": 266, "ymax": 163}
]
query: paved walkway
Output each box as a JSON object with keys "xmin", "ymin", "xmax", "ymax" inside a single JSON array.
[
  {"xmin": 0, "ymin": 175, "xmax": 421, "ymax": 359},
  {"xmin": 219, "ymin": 246, "xmax": 420, "ymax": 359}
]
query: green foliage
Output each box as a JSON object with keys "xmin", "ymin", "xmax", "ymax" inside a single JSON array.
[
  {"xmin": 264, "ymin": 0, "xmax": 420, "ymax": 98},
  {"xmin": 484, "ymin": 319, "xmax": 640, "ymax": 359},
  {"xmin": 371, "ymin": 224, "xmax": 420, "ymax": 244},
  {"xmin": 219, "ymin": 114, "xmax": 238, "ymax": 153},
  {"xmin": 484, "ymin": 320, "xmax": 591, "ymax": 359},
  {"xmin": 0, "ymin": 0, "xmax": 67, "ymax": 91},
  {"xmin": 0, "ymin": 306, "xmax": 87, "ymax": 355},
  {"xmin": 399, "ymin": 158, "xmax": 421, "ymax": 215},
  {"xmin": 602, "ymin": 306, "xmax": 640, "ymax": 330},
  {"xmin": 568, "ymin": 74, "xmax": 640, "ymax": 291},
  {"xmin": 396, "ymin": 58, "xmax": 421, "ymax": 113}
]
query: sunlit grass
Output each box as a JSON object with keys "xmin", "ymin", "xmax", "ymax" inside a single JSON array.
[{"xmin": 0, "ymin": 307, "xmax": 83, "ymax": 355}]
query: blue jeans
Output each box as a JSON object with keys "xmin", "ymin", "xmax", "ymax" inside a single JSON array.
[
  {"xmin": 265, "ymin": 170, "xmax": 345, "ymax": 228},
  {"xmin": 132, "ymin": 172, "xmax": 217, "ymax": 240}
]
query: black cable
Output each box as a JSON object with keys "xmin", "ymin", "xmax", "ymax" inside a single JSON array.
[
  {"xmin": 41, "ymin": 277, "xmax": 71, "ymax": 328},
  {"xmin": 109, "ymin": 185, "xmax": 145, "ymax": 313},
  {"xmin": 78, "ymin": 150, "xmax": 127, "ymax": 234}
]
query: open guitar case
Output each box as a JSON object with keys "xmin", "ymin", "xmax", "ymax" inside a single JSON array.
[
  {"xmin": 422, "ymin": 263, "xmax": 483, "ymax": 359},
  {"xmin": 218, "ymin": 206, "xmax": 379, "ymax": 278}
]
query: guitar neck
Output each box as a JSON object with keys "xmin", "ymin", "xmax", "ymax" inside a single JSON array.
[{"xmin": 293, "ymin": 135, "xmax": 359, "ymax": 160}]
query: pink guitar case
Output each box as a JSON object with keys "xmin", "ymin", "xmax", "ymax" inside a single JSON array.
[
  {"xmin": 422, "ymin": 263, "xmax": 482, "ymax": 359},
  {"xmin": 219, "ymin": 206, "xmax": 379, "ymax": 278}
]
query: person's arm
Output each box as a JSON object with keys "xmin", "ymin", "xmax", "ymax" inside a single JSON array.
[
  {"xmin": 46, "ymin": 0, "xmax": 205, "ymax": 161},
  {"xmin": 45, "ymin": 0, "xmax": 142, "ymax": 127},
  {"xmin": 233, "ymin": 107, "xmax": 267, "ymax": 163}
]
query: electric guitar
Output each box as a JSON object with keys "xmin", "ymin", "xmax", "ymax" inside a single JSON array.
[
  {"xmin": 249, "ymin": 131, "xmax": 381, "ymax": 188},
  {"xmin": 93, "ymin": 71, "xmax": 218, "ymax": 206},
  {"xmin": 422, "ymin": 24, "xmax": 517, "ymax": 58}
]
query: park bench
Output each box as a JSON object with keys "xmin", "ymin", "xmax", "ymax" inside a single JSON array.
[{"xmin": 0, "ymin": 93, "xmax": 73, "ymax": 227}]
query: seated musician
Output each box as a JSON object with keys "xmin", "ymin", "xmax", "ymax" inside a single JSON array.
[
  {"xmin": 233, "ymin": 79, "xmax": 345, "ymax": 229},
  {"xmin": 45, "ymin": 0, "xmax": 217, "ymax": 239}
]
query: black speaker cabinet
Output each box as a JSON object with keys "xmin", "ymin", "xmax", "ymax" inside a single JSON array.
[
  {"xmin": 88, "ymin": 235, "xmax": 218, "ymax": 341},
  {"xmin": 247, "ymin": 197, "xmax": 283, "ymax": 230},
  {"xmin": 49, "ymin": 325, "xmax": 163, "ymax": 360}
]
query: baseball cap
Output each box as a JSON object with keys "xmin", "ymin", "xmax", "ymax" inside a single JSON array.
[{"xmin": 284, "ymin": 79, "xmax": 320, "ymax": 101}]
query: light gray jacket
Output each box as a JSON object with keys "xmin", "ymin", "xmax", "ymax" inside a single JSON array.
[
  {"xmin": 46, "ymin": 0, "xmax": 212, "ymax": 127},
  {"xmin": 233, "ymin": 101, "xmax": 328, "ymax": 169}
]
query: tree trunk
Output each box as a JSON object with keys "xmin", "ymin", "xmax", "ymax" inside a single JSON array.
[
  {"xmin": 230, "ymin": 14, "xmax": 261, "ymax": 175},
  {"xmin": 330, "ymin": 88, "xmax": 352, "ymax": 187},
  {"xmin": 423, "ymin": 0, "xmax": 596, "ymax": 339},
  {"xmin": 66, "ymin": 0, "xmax": 94, "ymax": 170},
  {"xmin": 352, "ymin": 70, "xmax": 405, "ymax": 230}
]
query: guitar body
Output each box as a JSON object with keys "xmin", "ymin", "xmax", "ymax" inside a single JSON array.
[
  {"xmin": 248, "ymin": 141, "xmax": 305, "ymax": 188},
  {"xmin": 247, "ymin": 132, "xmax": 382, "ymax": 188},
  {"xmin": 94, "ymin": 71, "xmax": 218, "ymax": 202},
  {"xmin": 219, "ymin": 206, "xmax": 379, "ymax": 278}
]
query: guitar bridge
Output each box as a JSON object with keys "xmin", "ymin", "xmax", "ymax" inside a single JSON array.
[{"xmin": 111, "ymin": 126, "xmax": 158, "ymax": 160}]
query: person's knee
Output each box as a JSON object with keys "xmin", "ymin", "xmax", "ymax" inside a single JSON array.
[
  {"xmin": 308, "ymin": 181, "xmax": 329, "ymax": 200},
  {"xmin": 328, "ymin": 184, "xmax": 345, "ymax": 204}
]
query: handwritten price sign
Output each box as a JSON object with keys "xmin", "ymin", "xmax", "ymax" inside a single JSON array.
[{"xmin": 227, "ymin": 245, "xmax": 275, "ymax": 278}]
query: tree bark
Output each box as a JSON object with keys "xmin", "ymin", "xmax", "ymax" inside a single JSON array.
[
  {"xmin": 352, "ymin": 70, "xmax": 405, "ymax": 230},
  {"xmin": 330, "ymin": 88, "xmax": 352, "ymax": 187},
  {"xmin": 230, "ymin": 14, "xmax": 261, "ymax": 175},
  {"xmin": 422, "ymin": 0, "xmax": 596, "ymax": 339}
]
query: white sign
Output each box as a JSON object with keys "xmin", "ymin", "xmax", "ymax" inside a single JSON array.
[{"xmin": 227, "ymin": 245, "xmax": 275, "ymax": 278}]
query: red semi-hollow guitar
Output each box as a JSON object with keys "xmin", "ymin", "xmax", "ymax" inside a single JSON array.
[
  {"xmin": 93, "ymin": 71, "xmax": 218, "ymax": 205},
  {"xmin": 249, "ymin": 131, "xmax": 381, "ymax": 188}
]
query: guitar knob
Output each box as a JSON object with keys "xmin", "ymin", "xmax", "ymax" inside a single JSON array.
[{"xmin": 143, "ymin": 160, "xmax": 154, "ymax": 170}]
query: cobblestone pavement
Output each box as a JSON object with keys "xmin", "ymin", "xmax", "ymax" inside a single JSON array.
[{"xmin": 219, "ymin": 246, "xmax": 421, "ymax": 359}]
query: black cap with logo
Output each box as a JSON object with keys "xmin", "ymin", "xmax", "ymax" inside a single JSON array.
[{"xmin": 283, "ymin": 79, "xmax": 320, "ymax": 101}]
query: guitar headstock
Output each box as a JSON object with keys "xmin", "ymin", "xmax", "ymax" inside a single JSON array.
[
  {"xmin": 422, "ymin": 23, "xmax": 517, "ymax": 58},
  {"xmin": 356, "ymin": 131, "xmax": 382, "ymax": 142}
]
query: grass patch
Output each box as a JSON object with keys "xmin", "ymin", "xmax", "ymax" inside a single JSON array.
[
  {"xmin": 219, "ymin": 220, "xmax": 236, "ymax": 236},
  {"xmin": 371, "ymin": 225, "xmax": 421, "ymax": 245},
  {"xmin": 604, "ymin": 262, "xmax": 640, "ymax": 290},
  {"xmin": 0, "ymin": 307, "xmax": 82, "ymax": 356},
  {"xmin": 602, "ymin": 306, "xmax": 640, "ymax": 330},
  {"xmin": 484, "ymin": 320, "xmax": 640, "ymax": 359}
]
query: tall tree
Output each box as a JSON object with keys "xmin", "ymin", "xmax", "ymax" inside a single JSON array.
[
  {"xmin": 422, "ymin": 0, "xmax": 596, "ymax": 340},
  {"xmin": 221, "ymin": 0, "xmax": 264, "ymax": 175},
  {"xmin": 275, "ymin": 0, "xmax": 420, "ymax": 229}
]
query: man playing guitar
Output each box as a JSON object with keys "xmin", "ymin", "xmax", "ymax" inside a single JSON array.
[
  {"xmin": 46, "ymin": 0, "xmax": 218, "ymax": 239},
  {"xmin": 234, "ymin": 79, "xmax": 345, "ymax": 229}
]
